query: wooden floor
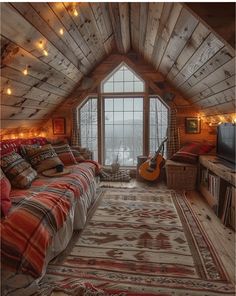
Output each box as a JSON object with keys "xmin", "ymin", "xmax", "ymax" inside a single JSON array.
[{"xmin": 100, "ymin": 179, "xmax": 236, "ymax": 284}]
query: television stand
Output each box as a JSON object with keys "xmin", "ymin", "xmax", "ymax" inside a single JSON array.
[{"xmin": 198, "ymin": 155, "xmax": 235, "ymax": 230}]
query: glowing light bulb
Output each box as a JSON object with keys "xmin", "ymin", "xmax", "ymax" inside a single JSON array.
[
  {"xmin": 7, "ymin": 88, "xmax": 12, "ymax": 95},
  {"xmin": 59, "ymin": 28, "xmax": 64, "ymax": 35},
  {"xmin": 43, "ymin": 49, "xmax": 48, "ymax": 56},
  {"xmin": 23, "ymin": 68, "xmax": 28, "ymax": 75},
  {"xmin": 73, "ymin": 8, "xmax": 78, "ymax": 16}
]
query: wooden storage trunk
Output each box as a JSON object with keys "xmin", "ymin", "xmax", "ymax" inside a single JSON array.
[{"xmin": 165, "ymin": 160, "xmax": 197, "ymax": 190}]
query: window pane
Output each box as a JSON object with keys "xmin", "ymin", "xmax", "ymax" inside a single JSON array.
[
  {"xmin": 103, "ymin": 82, "xmax": 113, "ymax": 93},
  {"xmin": 134, "ymin": 81, "xmax": 144, "ymax": 92},
  {"xmin": 124, "ymin": 81, "xmax": 133, "ymax": 92},
  {"xmin": 79, "ymin": 98, "xmax": 98, "ymax": 161},
  {"xmin": 104, "ymin": 97, "xmax": 143, "ymax": 166},
  {"xmin": 114, "ymin": 70, "xmax": 123, "ymax": 81},
  {"xmin": 124, "ymin": 98, "xmax": 133, "ymax": 111},
  {"xmin": 105, "ymin": 112, "xmax": 113, "ymax": 123},
  {"xmin": 124, "ymin": 69, "xmax": 133, "ymax": 81},
  {"xmin": 134, "ymin": 98, "xmax": 143, "ymax": 111},
  {"xmin": 114, "ymin": 112, "xmax": 123, "ymax": 123},
  {"xmin": 114, "ymin": 98, "xmax": 123, "ymax": 111},
  {"xmin": 114, "ymin": 82, "xmax": 124, "ymax": 92},
  {"xmin": 124, "ymin": 112, "xmax": 133, "ymax": 122},
  {"xmin": 102, "ymin": 64, "xmax": 144, "ymax": 93},
  {"xmin": 105, "ymin": 99, "xmax": 113, "ymax": 111},
  {"xmin": 149, "ymin": 97, "xmax": 168, "ymax": 158}
]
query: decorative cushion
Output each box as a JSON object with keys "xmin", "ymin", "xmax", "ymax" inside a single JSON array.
[
  {"xmin": 171, "ymin": 142, "xmax": 215, "ymax": 164},
  {"xmin": 100, "ymin": 169, "xmax": 131, "ymax": 182},
  {"xmin": 23, "ymin": 144, "xmax": 63, "ymax": 173},
  {"xmin": 1, "ymin": 152, "xmax": 37, "ymax": 189},
  {"xmin": 0, "ymin": 168, "xmax": 11, "ymax": 217},
  {"xmin": 198, "ymin": 142, "xmax": 215, "ymax": 154},
  {"xmin": 53, "ymin": 144, "xmax": 77, "ymax": 165}
]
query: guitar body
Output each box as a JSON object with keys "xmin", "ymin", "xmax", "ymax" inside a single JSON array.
[{"xmin": 139, "ymin": 154, "xmax": 165, "ymax": 181}]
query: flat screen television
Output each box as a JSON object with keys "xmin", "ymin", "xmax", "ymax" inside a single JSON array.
[{"xmin": 217, "ymin": 123, "xmax": 236, "ymax": 165}]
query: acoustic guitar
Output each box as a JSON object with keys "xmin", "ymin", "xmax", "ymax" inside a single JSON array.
[{"xmin": 139, "ymin": 137, "xmax": 168, "ymax": 181}]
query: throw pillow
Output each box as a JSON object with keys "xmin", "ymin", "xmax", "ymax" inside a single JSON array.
[
  {"xmin": 171, "ymin": 142, "xmax": 200, "ymax": 164},
  {"xmin": 1, "ymin": 152, "xmax": 37, "ymax": 189},
  {"xmin": 23, "ymin": 144, "xmax": 63, "ymax": 173},
  {"xmin": 170, "ymin": 141, "xmax": 216, "ymax": 164},
  {"xmin": 53, "ymin": 144, "xmax": 77, "ymax": 165},
  {"xmin": 0, "ymin": 168, "xmax": 11, "ymax": 217}
]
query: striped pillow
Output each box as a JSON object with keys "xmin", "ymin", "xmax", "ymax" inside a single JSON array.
[
  {"xmin": 23, "ymin": 144, "xmax": 63, "ymax": 173},
  {"xmin": 53, "ymin": 144, "xmax": 77, "ymax": 165},
  {"xmin": 1, "ymin": 152, "xmax": 37, "ymax": 189}
]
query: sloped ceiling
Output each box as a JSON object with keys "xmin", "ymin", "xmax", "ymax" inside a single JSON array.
[{"xmin": 0, "ymin": 2, "xmax": 235, "ymax": 130}]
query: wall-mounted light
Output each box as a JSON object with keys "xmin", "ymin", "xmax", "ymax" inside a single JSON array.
[{"xmin": 59, "ymin": 28, "xmax": 64, "ymax": 35}]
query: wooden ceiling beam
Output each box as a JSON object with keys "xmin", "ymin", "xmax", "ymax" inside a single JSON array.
[
  {"xmin": 118, "ymin": 3, "xmax": 130, "ymax": 54},
  {"xmin": 108, "ymin": 3, "xmax": 125, "ymax": 54}
]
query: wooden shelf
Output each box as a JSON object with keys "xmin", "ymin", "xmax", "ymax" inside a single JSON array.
[
  {"xmin": 199, "ymin": 155, "xmax": 236, "ymax": 186},
  {"xmin": 198, "ymin": 155, "xmax": 235, "ymax": 230}
]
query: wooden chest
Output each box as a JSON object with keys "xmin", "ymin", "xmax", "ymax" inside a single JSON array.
[{"xmin": 165, "ymin": 160, "xmax": 197, "ymax": 190}]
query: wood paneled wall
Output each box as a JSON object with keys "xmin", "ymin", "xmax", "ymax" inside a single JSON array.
[{"xmin": 1, "ymin": 2, "xmax": 235, "ymax": 138}]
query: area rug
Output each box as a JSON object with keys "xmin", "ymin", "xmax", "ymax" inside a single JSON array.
[{"xmin": 38, "ymin": 188, "xmax": 234, "ymax": 296}]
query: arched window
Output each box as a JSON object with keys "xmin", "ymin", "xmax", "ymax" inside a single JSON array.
[
  {"xmin": 78, "ymin": 63, "xmax": 169, "ymax": 167},
  {"xmin": 102, "ymin": 64, "xmax": 144, "ymax": 93}
]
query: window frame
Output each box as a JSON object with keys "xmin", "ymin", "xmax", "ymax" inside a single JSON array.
[{"xmin": 78, "ymin": 65, "xmax": 170, "ymax": 167}]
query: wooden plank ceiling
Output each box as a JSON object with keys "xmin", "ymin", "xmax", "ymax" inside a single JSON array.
[{"xmin": 0, "ymin": 2, "xmax": 235, "ymax": 129}]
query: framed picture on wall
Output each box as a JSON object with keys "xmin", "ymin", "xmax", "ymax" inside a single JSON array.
[
  {"xmin": 185, "ymin": 117, "xmax": 201, "ymax": 134},
  {"xmin": 52, "ymin": 117, "xmax": 66, "ymax": 135}
]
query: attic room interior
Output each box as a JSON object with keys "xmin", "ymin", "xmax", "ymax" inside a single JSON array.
[{"xmin": 0, "ymin": 1, "xmax": 235, "ymax": 296}]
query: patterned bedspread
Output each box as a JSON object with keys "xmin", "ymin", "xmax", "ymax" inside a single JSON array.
[{"xmin": 0, "ymin": 162, "xmax": 97, "ymax": 282}]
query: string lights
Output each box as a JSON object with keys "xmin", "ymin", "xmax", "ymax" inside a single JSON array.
[
  {"xmin": 73, "ymin": 8, "xmax": 78, "ymax": 16},
  {"xmin": 7, "ymin": 88, "xmax": 12, "ymax": 95},
  {"xmin": 23, "ymin": 66, "xmax": 28, "ymax": 76},
  {"xmin": 43, "ymin": 49, "xmax": 48, "ymax": 56}
]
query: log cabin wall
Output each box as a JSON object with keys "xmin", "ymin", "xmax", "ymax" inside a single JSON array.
[{"xmin": 1, "ymin": 3, "xmax": 235, "ymax": 146}]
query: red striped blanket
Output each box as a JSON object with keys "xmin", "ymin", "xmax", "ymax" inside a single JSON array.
[{"xmin": 0, "ymin": 162, "xmax": 97, "ymax": 281}]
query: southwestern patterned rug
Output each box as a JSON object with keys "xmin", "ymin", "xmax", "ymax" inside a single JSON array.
[{"xmin": 38, "ymin": 188, "xmax": 234, "ymax": 296}]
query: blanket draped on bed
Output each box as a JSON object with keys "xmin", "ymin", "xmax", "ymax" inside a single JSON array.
[{"xmin": 1, "ymin": 162, "xmax": 97, "ymax": 281}]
